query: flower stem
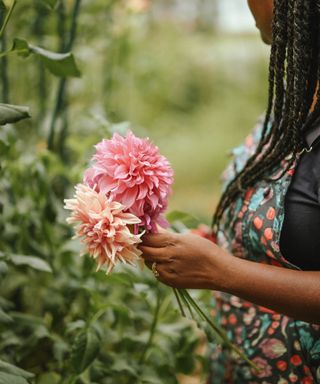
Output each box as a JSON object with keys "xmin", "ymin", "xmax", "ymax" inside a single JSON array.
[
  {"xmin": 138, "ymin": 287, "xmax": 161, "ymax": 365},
  {"xmin": 180, "ymin": 289, "xmax": 259, "ymax": 372},
  {"xmin": 173, "ymin": 287, "xmax": 186, "ymax": 317},
  {"xmin": 176, "ymin": 288, "xmax": 195, "ymax": 320}
]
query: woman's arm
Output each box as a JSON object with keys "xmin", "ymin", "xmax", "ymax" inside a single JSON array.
[{"xmin": 139, "ymin": 232, "xmax": 320, "ymax": 324}]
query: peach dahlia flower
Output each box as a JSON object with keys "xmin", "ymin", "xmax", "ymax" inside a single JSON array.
[{"xmin": 64, "ymin": 184, "xmax": 142, "ymax": 274}]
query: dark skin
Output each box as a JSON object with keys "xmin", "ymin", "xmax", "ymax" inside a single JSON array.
[{"xmin": 139, "ymin": 0, "xmax": 320, "ymax": 325}]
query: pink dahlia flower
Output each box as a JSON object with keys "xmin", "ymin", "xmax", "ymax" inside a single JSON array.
[
  {"xmin": 84, "ymin": 131, "xmax": 174, "ymax": 233},
  {"xmin": 64, "ymin": 184, "xmax": 142, "ymax": 274}
]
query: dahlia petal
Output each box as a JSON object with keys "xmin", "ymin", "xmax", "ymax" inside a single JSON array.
[
  {"xmin": 83, "ymin": 167, "xmax": 97, "ymax": 187},
  {"xmin": 121, "ymin": 186, "xmax": 139, "ymax": 208},
  {"xmin": 137, "ymin": 184, "xmax": 148, "ymax": 200},
  {"xmin": 148, "ymin": 193, "xmax": 159, "ymax": 209},
  {"xmin": 114, "ymin": 164, "xmax": 128, "ymax": 179},
  {"xmin": 99, "ymin": 175, "xmax": 118, "ymax": 193},
  {"xmin": 130, "ymin": 200, "xmax": 145, "ymax": 217},
  {"xmin": 156, "ymin": 215, "xmax": 169, "ymax": 229}
]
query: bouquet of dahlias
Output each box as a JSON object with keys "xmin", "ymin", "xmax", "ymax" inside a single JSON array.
[
  {"xmin": 65, "ymin": 131, "xmax": 173, "ymax": 273},
  {"xmin": 64, "ymin": 131, "xmax": 256, "ymax": 370}
]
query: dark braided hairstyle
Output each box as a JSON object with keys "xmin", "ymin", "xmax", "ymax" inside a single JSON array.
[{"xmin": 212, "ymin": 0, "xmax": 320, "ymax": 231}]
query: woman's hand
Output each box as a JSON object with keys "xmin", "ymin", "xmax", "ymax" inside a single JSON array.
[
  {"xmin": 139, "ymin": 231, "xmax": 228, "ymax": 290},
  {"xmin": 139, "ymin": 230, "xmax": 320, "ymax": 322}
]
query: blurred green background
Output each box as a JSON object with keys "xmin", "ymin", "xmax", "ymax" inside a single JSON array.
[
  {"xmin": 0, "ymin": 0, "xmax": 270, "ymax": 383},
  {"xmin": 5, "ymin": 0, "xmax": 269, "ymax": 219}
]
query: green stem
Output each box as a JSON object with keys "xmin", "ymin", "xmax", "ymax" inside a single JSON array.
[
  {"xmin": 33, "ymin": 0, "xmax": 47, "ymax": 124},
  {"xmin": 0, "ymin": 0, "xmax": 16, "ymax": 39},
  {"xmin": 180, "ymin": 289, "xmax": 226, "ymax": 343},
  {"xmin": 176, "ymin": 289, "xmax": 195, "ymax": 320},
  {"xmin": 173, "ymin": 288, "xmax": 186, "ymax": 317},
  {"xmin": 48, "ymin": 0, "xmax": 82, "ymax": 157},
  {"xmin": 138, "ymin": 288, "xmax": 161, "ymax": 365},
  {"xmin": 0, "ymin": 7, "xmax": 9, "ymax": 102},
  {"xmin": 47, "ymin": 0, "xmax": 66, "ymax": 151},
  {"xmin": 180, "ymin": 289, "xmax": 259, "ymax": 372}
]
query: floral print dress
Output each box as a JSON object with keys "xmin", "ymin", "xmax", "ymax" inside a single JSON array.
[{"xmin": 208, "ymin": 117, "xmax": 320, "ymax": 384}]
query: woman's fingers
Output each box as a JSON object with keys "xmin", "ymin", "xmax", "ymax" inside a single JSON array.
[
  {"xmin": 144, "ymin": 259, "xmax": 174, "ymax": 285},
  {"xmin": 141, "ymin": 232, "xmax": 176, "ymax": 248},
  {"xmin": 139, "ymin": 245, "xmax": 167, "ymax": 262}
]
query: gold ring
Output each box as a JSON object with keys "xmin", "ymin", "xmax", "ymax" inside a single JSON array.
[{"xmin": 151, "ymin": 262, "xmax": 160, "ymax": 278}]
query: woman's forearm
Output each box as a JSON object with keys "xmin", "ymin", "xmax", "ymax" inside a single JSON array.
[
  {"xmin": 139, "ymin": 232, "xmax": 320, "ymax": 323},
  {"xmin": 213, "ymin": 248, "xmax": 320, "ymax": 323}
]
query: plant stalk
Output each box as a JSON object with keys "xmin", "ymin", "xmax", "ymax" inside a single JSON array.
[
  {"xmin": 0, "ymin": 0, "xmax": 16, "ymax": 39},
  {"xmin": 138, "ymin": 288, "xmax": 161, "ymax": 365},
  {"xmin": 173, "ymin": 287, "xmax": 186, "ymax": 317},
  {"xmin": 33, "ymin": 0, "xmax": 47, "ymax": 125},
  {"xmin": 176, "ymin": 288, "xmax": 195, "ymax": 320},
  {"xmin": 0, "ymin": 5, "xmax": 9, "ymax": 102},
  {"xmin": 48, "ymin": 0, "xmax": 82, "ymax": 157}
]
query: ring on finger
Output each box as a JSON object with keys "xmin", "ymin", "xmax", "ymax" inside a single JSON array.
[{"xmin": 151, "ymin": 262, "xmax": 160, "ymax": 278}]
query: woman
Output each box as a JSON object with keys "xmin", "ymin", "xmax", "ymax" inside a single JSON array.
[{"xmin": 139, "ymin": 0, "xmax": 320, "ymax": 383}]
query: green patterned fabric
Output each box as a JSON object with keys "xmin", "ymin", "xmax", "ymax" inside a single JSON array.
[{"xmin": 208, "ymin": 117, "xmax": 320, "ymax": 383}]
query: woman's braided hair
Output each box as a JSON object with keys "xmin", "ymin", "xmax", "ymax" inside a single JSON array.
[{"xmin": 212, "ymin": 0, "xmax": 320, "ymax": 231}]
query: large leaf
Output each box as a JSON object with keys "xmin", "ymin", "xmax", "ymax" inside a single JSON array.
[
  {"xmin": 0, "ymin": 103, "xmax": 30, "ymax": 125},
  {"xmin": 1, "ymin": 38, "xmax": 81, "ymax": 78},
  {"xmin": 29, "ymin": 44, "xmax": 81, "ymax": 78},
  {"xmin": 0, "ymin": 360, "xmax": 34, "ymax": 380},
  {"xmin": 70, "ymin": 327, "xmax": 101, "ymax": 374},
  {"xmin": 10, "ymin": 255, "xmax": 52, "ymax": 273},
  {"xmin": 0, "ymin": 372, "xmax": 29, "ymax": 384}
]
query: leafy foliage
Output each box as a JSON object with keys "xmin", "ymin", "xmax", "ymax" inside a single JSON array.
[
  {"xmin": 0, "ymin": 0, "xmax": 268, "ymax": 382},
  {"xmin": 0, "ymin": 121, "xmax": 203, "ymax": 382},
  {"xmin": 0, "ymin": 4, "xmax": 206, "ymax": 382}
]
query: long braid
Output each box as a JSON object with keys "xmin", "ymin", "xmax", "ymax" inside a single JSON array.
[
  {"xmin": 213, "ymin": 0, "xmax": 320, "ymax": 231},
  {"xmin": 213, "ymin": 0, "xmax": 288, "ymax": 225}
]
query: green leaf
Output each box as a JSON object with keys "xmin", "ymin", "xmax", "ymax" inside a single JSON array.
[
  {"xmin": 29, "ymin": 44, "xmax": 81, "ymax": 78},
  {"xmin": 0, "ymin": 360, "xmax": 34, "ymax": 380},
  {"xmin": 70, "ymin": 327, "xmax": 101, "ymax": 374},
  {"xmin": 166, "ymin": 210, "xmax": 201, "ymax": 229},
  {"xmin": 10, "ymin": 312, "xmax": 45, "ymax": 326},
  {"xmin": 0, "ymin": 308, "xmax": 13, "ymax": 324},
  {"xmin": 0, "ymin": 372, "xmax": 29, "ymax": 384},
  {"xmin": 110, "ymin": 360, "xmax": 138, "ymax": 377},
  {"xmin": 0, "ymin": 103, "xmax": 31, "ymax": 125},
  {"xmin": 10, "ymin": 255, "xmax": 52, "ymax": 273},
  {"xmin": 1, "ymin": 38, "xmax": 81, "ymax": 77},
  {"xmin": 140, "ymin": 376, "xmax": 165, "ymax": 384},
  {"xmin": 105, "ymin": 272, "xmax": 134, "ymax": 287},
  {"xmin": 11, "ymin": 38, "xmax": 30, "ymax": 58}
]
